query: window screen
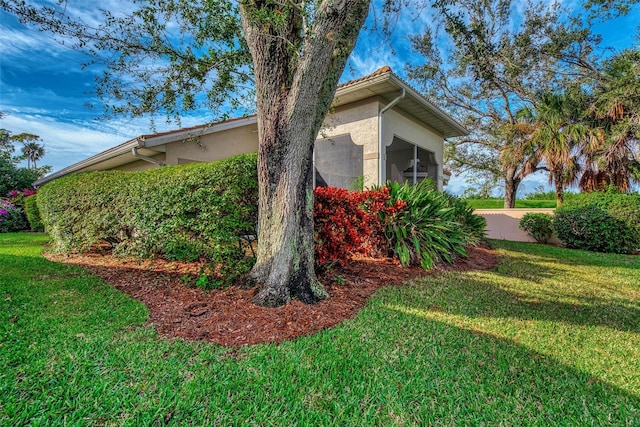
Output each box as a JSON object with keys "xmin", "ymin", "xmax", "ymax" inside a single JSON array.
[{"xmin": 314, "ymin": 135, "xmax": 363, "ymax": 189}]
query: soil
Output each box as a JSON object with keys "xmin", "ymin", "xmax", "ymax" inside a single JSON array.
[{"xmin": 45, "ymin": 243, "xmax": 498, "ymax": 347}]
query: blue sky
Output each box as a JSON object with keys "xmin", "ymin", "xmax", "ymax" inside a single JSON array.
[{"xmin": 1, "ymin": 1, "xmax": 639, "ymax": 195}]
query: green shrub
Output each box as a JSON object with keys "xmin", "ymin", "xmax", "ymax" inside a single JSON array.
[
  {"xmin": 559, "ymin": 189, "xmax": 640, "ymax": 224},
  {"xmin": 37, "ymin": 154, "xmax": 259, "ymax": 267},
  {"xmin": 24, "ymin": 194, "xmax": 44, "ymax": 232},
  {"xmin": 553, "ymin": 205, "xmax": 638, "ymax": 254},
  {"xmin": 383, "ymin": 180, "xmax": 468, "ymax": 269},
  {"xmin": 0, "ymin": 199, "xmax": 28, "ymax": 233},
  {"xmin": 552, "ymin": 190, "xmax": 640, "ymax": 254},
  {"xmin": 519, "ymin": 213, "xmax": 554, "ymax": 243}
]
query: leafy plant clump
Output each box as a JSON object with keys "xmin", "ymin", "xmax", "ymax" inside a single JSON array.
[
  {"xmin": 552, "ymin": 190, "xmax": 640, "ymax": 254},
  {"xmin": 313, "ymin": 186, "xmax": 404, "ymax": 266},
  {"xmin": 519, "ymin": 212, "xmax": 554, "ymax": 243},
  {"xmin": 314, "ymin": 182, "xmax": 485, "ymax": 270},
  {"xmin": 382, "ymin": 180, "xmax": 469, "ymax": 269},
  {"xmin": 444, "ymin": 193, "xmax": 487, "ymax": 246}
]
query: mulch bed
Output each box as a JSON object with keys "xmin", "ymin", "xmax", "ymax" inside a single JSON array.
[{"xmin": 45, "ymin": 243, "xmax": 498, "ymax": 347}]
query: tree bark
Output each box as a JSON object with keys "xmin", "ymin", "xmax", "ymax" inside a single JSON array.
[
  {"xmin": 503, "ymin": 167, "xmax": 520, "ymax": 209},
  {"xmin": 240, "ymin": 0, "xmax": 370, "ymax": 307},
  {"xmin": 553, "ymin": 170, "xmax": 564, "ymax": 207}
]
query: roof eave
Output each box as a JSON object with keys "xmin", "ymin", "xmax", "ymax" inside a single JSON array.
[
  {"xmin": 335, "ymin": 71, "xmax": 468, "ymax": 137},
  {"xmin": 34, "ymin": 116, "xmax": 259, "ymax": 187},
  {"xmin": 387, "ymin": 74, "xmax": 468, "ymax": 137},
  {"xmin": 140, "ymin": 116, "xmax": 258, "ymax": 148},
  {"xmin": 33, "ymin": 138, "xmax": 141, "ymax": 187}
]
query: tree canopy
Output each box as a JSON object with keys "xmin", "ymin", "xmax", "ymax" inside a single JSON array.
[{"xmin": 409, "ymin": 0, "xmax": 638, "ymax": 205}]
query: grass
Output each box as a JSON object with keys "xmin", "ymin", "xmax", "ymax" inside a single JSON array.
[
  {"xmin": 1, "ymin": 232, "xmax": 639, "ymax": 425},
  {"xmin": 464, "ymin": 198, "xmax": 557, "ymax": 209}
]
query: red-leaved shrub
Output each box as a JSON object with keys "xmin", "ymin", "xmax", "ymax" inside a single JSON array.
[{"xmin": 313, "ymin": 186, "xmax": 406, "ymax": 265}]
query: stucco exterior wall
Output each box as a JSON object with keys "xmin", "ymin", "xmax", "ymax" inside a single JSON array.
[
  {"xmin": 156, "ymin": 100, "xmax": 381, "ymax": 186},
  {"xmin": 164, "ymin": 123, "xmax": 259, "ymax": 165},
  {"xmin": 382, "ymin": 108, "xmax": 445, "ymax": 190},
  {"xmin": 94, "ymin": 99, "xmax": 447, "ymax": 193}
]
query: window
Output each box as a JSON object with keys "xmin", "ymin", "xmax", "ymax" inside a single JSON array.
[{"xmin": 386, "ymin": 137, "xmax": 437, "ymax": 185}]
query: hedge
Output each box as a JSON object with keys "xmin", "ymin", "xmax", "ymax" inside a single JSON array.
[
  {"xmin": 37, "ymin": 153, "xmax": 259, "ymax": 262},
  {"xmin": 24, "ymin": 194, "xmax": 44, "ymax": 232},
  {"xmin": 552, "ymin": 189, "xmax": 640, "ymax": 254}
]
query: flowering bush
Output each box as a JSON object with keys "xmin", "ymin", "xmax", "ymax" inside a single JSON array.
[
  {"xmin": 0, "ymin": 199, "xmax": 28, "ymax": 233},
  {"xmin": 7, "ymin": 188, "xmax": 37, "ymax": 209},
  {"xmin": 313, "ymin": 186, "xmax": 405, "ymax": 266}
]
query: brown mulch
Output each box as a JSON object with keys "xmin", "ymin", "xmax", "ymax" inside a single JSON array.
[{"xmin": 44, "ymin": 243, "xmax": 498, "ymax": 347}]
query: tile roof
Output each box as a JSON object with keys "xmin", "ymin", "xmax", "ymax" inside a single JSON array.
[{"xmin": 337, "ymin": 66, "xmax": 393, "ymax": 88}]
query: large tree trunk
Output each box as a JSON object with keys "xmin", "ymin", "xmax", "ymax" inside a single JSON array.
[
  {"xmin": 249, "ymin": 110, "xmax": 329, "ymax": 307},
  {"xmin": 503, "ymin": 167, "xmax": 520, "ymax": 209},
  {"xmin": 240, "ymin": 0, "xmax": 370, "ymax": 307}
]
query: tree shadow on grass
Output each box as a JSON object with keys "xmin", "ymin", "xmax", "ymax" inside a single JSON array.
[
  {"xmin": 491, "ymin": 239, "xmax": 640, "ymax": 271},
  {"xmin": 422, "ymin": 241, "xmax": 640, "ymax": 332},
  {"xmin": 340, "ymin": 302, "xmax": 640, "ymax": 425},
  {"xmin": 397, "ymin": 266, "xmax": 640, "ymax": 334}
]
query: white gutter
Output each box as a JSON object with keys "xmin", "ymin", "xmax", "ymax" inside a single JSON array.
[
  {"xmin": 378, "ymin": 89, "xmax": 405, "ymax": 185},
  {"xmin": 387, "ymin": 74, "xmax": 467, "ymax": 137},
  {"xmin": 336, "ymin": 72, "xmax": 467, "ymax": 137},
  {"xmin": 33, "ymin": 139, "xmax": 140, "ymax": 187},
  {"xmin": 132, "ymin": 147, "xmax": 166, "ymax": 166}
]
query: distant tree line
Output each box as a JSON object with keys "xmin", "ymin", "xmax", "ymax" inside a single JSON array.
[{"xmin": 0, "ymin": 111, "xmax": 51, "ymax": 196}]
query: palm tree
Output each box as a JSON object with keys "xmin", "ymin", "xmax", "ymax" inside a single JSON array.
[
  {"xmin": 525, "ymin": 92, "xmax": 587, "ymax": 207},
  {"xmin": 21, "ymin": 141, "xmax": 45, "ymax": 170},
  {"xmin": 581, "ymin": 49, "xmax": 640, "ymax": 192},
  {"xmin": 10, "ymin": 133, "xmax": 45, "ymax": 170},
  {"xmin": 497, "ymin": 119, "xmax": 541, "ymax": 207}
]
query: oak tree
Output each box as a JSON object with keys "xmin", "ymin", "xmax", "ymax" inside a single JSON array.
[
  {"xmin": 409, "ymin": 0, "xmax": 600, "ymax": 207},
  {"xmin": 2, "ymin": 0, "xmax": 374, "ymax": 306}
]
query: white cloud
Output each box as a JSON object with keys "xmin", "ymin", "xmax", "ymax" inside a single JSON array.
[
  {"xmin": 347, "ymin": 47, "xmax": 406, "ymax": 79},
  {"xmin": 0, "ymin": 27, "xmax": 63, "ymax": 58},
  {"xmin": 2, "ymin": 113, "xmax": 124, "ymax": 167},
  {"xmin": 348, "ymin": 51, "xmax": 385, "ymax": 76}
]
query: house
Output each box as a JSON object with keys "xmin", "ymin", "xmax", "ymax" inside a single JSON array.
[{"xmin": 34, "ymin": 67, "xmax": 467, "ymax": 190}]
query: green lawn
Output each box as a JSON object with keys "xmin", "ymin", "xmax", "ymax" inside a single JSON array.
[
  {"xmin": 464, "ymin": 198, "xmax": 557, "ymax": 209},
  {"xmin": 1, "ymin": 233, "xmax": 639, "ymax": 425}
]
